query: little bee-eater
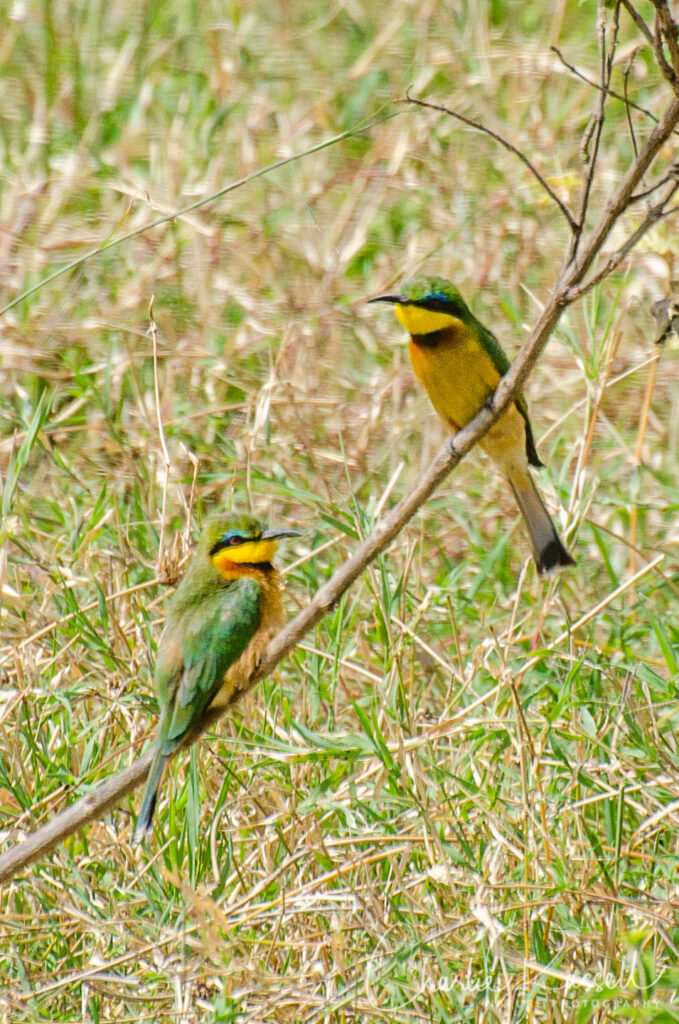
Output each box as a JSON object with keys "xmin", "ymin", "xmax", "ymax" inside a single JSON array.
[
  {"xmin": 370, "ymin": 276, "xmax": 574, "ymax": 576},
  {"xmin": 134, "ymin": 513, "xmax": 299, "ymax": 843}
]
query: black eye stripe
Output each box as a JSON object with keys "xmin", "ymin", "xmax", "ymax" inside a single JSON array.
[
  {"xmin": 210, "ymin": 532, "xmax": 261, "ymax": 556},
  {"xmin": 411, "ymin": 297, "xmax": 462, "ymax": 315}
]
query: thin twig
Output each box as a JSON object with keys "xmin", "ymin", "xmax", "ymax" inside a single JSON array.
[
  {"xmin": 569, "ymin": 3, "xmax": 621, "ymax": 263},
  {"xmin": 400, "ymin": 91, "xmax": 578, "ymax": 232},
  {"xmin": 630, "ymin": 169, "xmax": 677, "ymax": 202},
  {"xmin": 660, "ymin": 3, "xmax": 679, "ymax": 79},
  {"xmin": 621, "ymin": 0, "xmax": 654, "ymax": 44},
  {"xmin": 0, "ymin": 111, "xmax": 400, "ymax": 318},
  {"xmin": 566, "ymin": 185, "xmax": 679, "ymax": 301},
  {"xmin": 551, "ymin": 46, "xmax": 661, "ymax": 127},
  {"xmin": 651, "ymin": 0, "xmax": 679, "ymax": 87},
  {"xmin": 148, "ymin": 295, "xmax": 171, "ymax": 568},
  {"xmin": 557, "ymin": 93, "xmax": 679, "ymax": 289},
  {"xmin": 623, "ymin": 48, "xmax": 641, "ymax": 158},
  {"xmin": 2, "ymin": 80, "xmax": 679, "ymax": 888}
]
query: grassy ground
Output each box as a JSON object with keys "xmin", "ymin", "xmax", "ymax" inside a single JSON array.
[{"xmin": 1, "ymin": 1, "xmax": 679, "ymax": 1021}]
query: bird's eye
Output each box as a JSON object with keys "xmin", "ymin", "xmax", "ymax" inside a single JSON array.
[{"xmin": 220, "ymin": 533, "xmax": 244, "ymax": 547}]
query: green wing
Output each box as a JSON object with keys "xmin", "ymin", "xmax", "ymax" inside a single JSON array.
[
  {"xmin": 476, "ymin": 318, "xmax": 543, "ymax": 468},
  {"xmin": 476, "ymin": 320, "xmax": 511, "ymax": 378},
  {"xmin": 156, "ymin": 577, "xmax": 261, "ymax": 755}
]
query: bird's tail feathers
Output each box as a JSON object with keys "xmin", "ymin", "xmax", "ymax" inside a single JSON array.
[
  {"xmin": 133, "ymin": 746, "xmax": 168, "ymax": 844},
  {"xmin": 508, "ymin": 469, "xmax": 575, "ymax": 577}
]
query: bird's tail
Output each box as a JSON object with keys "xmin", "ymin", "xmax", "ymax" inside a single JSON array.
[
  {"xmin": 507, "ymin": 467, "xmax": 575, "ymax": 576},
  {"xmin": 133, "ymin": 746, "xmax": 168, "ymax": 844}
]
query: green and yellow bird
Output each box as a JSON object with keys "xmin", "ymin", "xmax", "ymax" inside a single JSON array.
[
  {"xmin": 134, "ymin": 512, "xmax": 299, "ymax": 843},
  {"xmin": 370, "ymin": 276, "xmax": 574, "ymax": 576}
]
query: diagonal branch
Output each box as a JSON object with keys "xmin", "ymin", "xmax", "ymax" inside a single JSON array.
[
  {"xmin": 400, "ymin": 91, "xmax": 578, "ymax": 232},
  {"xmin": 2, "ymin": 77, "xmax": 679, "ymax": 890},
  {"xmin": 0, "ymin": 438, "xmax": 463, "ymax": 884},
  {"xmin": 567, "ymin": 184, "xmax": 679, "ymax": 301}
]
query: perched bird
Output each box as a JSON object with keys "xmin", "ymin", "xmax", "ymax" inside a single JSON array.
[
  {"xmin": 134, "ymin": 512, "xmax": 299, "ymax": 843},
  {"xmin": 370, "ymin": 276, "xmax": 574, "ymax": 576}
]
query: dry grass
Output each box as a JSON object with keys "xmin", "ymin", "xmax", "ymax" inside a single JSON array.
[{"xmin": 1, "ymin": 1, "xmax": 679, "ymax": 1021}]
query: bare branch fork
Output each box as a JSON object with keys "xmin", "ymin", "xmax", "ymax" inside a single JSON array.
[
  {"xmin": 2, "ymin": 3, "xmax": 679, "ymax": 886},
  {"xmin": 401, "ymin": 91, "xmax": 579, "ymax": 231},
  {"xmin": 405, "ymin": 28, "xmax": 679, "ymax": 276},
  {"xmin": 551, "ymin": 45, "xmax": 661, "ymax": 127}
]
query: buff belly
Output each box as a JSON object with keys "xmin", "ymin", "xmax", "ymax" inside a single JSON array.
[{"xmin": 209, "ymin": 582, "xmax": 284, "ymax": 710}]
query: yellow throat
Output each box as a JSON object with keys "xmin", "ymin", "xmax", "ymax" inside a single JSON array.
[
  {"xmin": 395, "ymin": 304, "xmax": 461, "ymax": 335},
  {"xmin": 211, "ymin": 539, "xmax": 278, "ymax": 575}
]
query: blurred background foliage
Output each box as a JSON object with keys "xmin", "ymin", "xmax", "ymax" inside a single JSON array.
[{"xmin": 1, "ymin": 0, "xmax": 678, "ymax": 1021}]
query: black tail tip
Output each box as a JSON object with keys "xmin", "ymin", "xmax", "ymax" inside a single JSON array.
[
  {"xmin": 132, "ymin": 821, "xmax": 150, "ymax": 845},
  {"xmin": 536, "ymin": 539, "xmax": 576, "ymax": 577},
  {"xmin": 132, "ymin": 795, "xmax": 157, "ymax": 846},
  {"xmin": 133, "ymin": 823, "xmax": 150, "ymax": 845}
]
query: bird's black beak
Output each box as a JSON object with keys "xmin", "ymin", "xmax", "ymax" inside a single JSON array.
[
  {"xmin": 260, "ymin": 527, "xmax": 303, "ymax": 541},
  {"xmin": 367, "ymin": 294, "xmax": 403, "ymax": 304}
]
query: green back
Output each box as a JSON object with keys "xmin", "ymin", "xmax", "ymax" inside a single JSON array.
[
  {"xmin": 476, "ymin": 320, "xmax": 511, "ymax": 377},
  {"xmin": 155, "ymin": 575, "xmax": 262, "ymax": 754}
]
